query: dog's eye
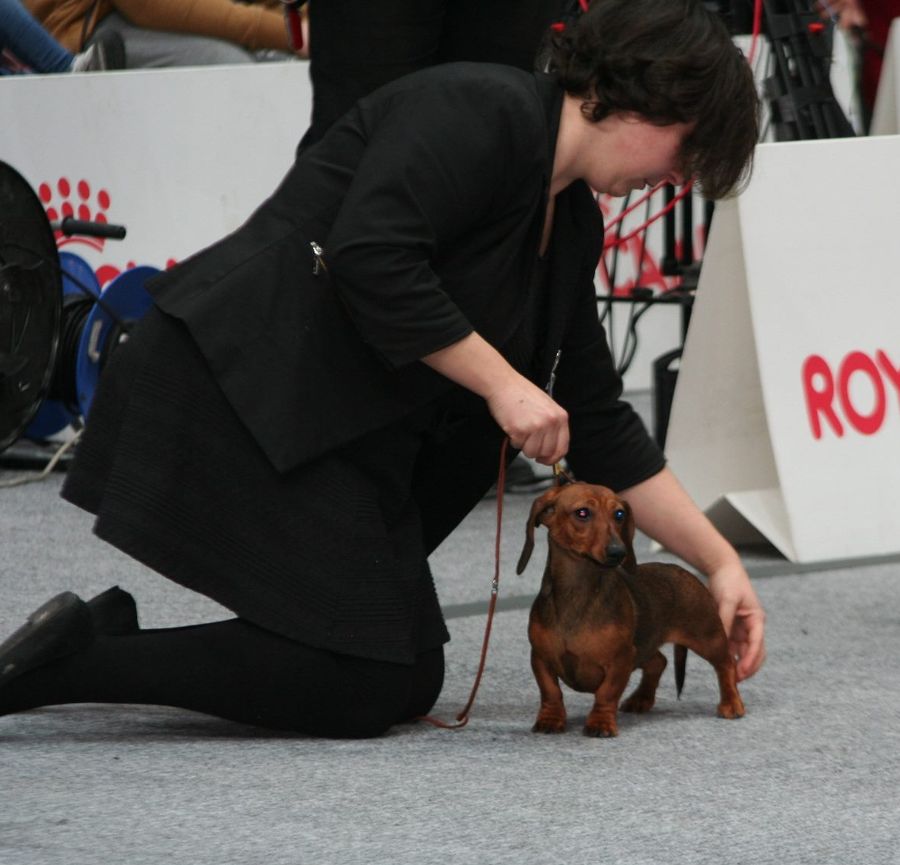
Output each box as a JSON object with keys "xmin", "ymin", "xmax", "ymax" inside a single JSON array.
[
  {"xmin": 613, "ymin": 508, "xmax": 626, "ymax": 523},
  {"xmin": 574, "ymin": 507, "xmax": 591, "ymax": 521}
]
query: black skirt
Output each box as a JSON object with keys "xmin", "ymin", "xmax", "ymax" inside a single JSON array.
[{"xmin": 61, "ymin": 308, "xmax": 507, "ymax": 664}]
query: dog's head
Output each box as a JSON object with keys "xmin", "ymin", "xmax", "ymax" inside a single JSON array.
[{"xmin": 516, "ymin": 482, "xmax": 636, "ymax": 574}]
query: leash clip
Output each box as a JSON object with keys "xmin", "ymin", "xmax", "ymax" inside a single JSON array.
[{"xmin": 553, "ymin": 461, "xmax": 575, "ymax": 486}]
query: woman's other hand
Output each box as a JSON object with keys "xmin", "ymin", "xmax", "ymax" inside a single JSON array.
[{"xmin": 706, "ymin": 560, "xmax": 767, "ymax": 681}]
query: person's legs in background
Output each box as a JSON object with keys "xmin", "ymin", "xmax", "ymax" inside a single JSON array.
[
  {"xmin": 302, "ymin": 0, "xmax": 566, "ymax": 146},
  {"xmin": 0, "ymin": 0, "xmax": 125, "ymax": 74},
  {"xmin": 0, "ymin": 0, "xmax": 74, "ymax": 72},
  {"xmin": 93, "ymin": 11, "xmax": 255, "ymax": 68},
  {"xmin": 303, "ymin": 0, "xmax": 445, "ymax": 145},
  {"xmin": 439, "ymin": 0, "xmax": 566, "ymax": 68}
]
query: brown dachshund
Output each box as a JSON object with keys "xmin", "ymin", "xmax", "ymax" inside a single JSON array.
[{"xmin": 516, "ymin": 482, "xmax": 745, "ymax": 737}]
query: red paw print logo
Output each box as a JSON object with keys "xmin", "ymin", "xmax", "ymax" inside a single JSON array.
[{"xmin": 38, "ymin": 176, "xmax": 113, "ymax": 252}]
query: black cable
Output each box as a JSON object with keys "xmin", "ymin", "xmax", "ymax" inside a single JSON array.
[
  {"xmin": 617, "ymin": 300, "xmax": 656, "ymax": 376},
  {"xmin": 635, "ymin": 192, "xmax": 653, "ymax": 282},
  {"xmin": 615, "ymin": 192, "xmax": 654, "ymax": 374},
  {"xmin": 605, "ymin": 192, "xmax": 631, "ymax": 290},
  {"xmin": 758, "ymin": 45, "xmax": 776, "ymax": 140},
  {"xmin": 48, "ymin": 296, "xmax": 94, "ymax": 408},
  {"xmin": 597, "ymin": 192, "xmax": 633, "ymax": 352},
  {"xmin": 594, "ymin": 193, "xmax": 613, "ymax": 329},
  {"xmin": 616, "ymin": 299, "xmax": 639, "ymax": 375}
]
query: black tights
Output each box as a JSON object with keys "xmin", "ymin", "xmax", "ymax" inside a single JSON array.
[{"xmin": 0, "ymin": 619, "xmax": 444, "ymax": 738}]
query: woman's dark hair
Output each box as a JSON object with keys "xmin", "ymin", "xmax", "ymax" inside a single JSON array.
[{"xmin": 551, "ymin": 0, "xmax": 759, "ymax": 198}]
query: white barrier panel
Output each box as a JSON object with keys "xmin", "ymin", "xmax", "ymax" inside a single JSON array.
[
  {"xmin": 871, "ymin": 19, "xmax": 900, "ymax": 135},
  {"xmin": 665, "ymin": 135, "xmax": 900, "ymax": 563},
  {"xmin": 1, "ymin": 62, "xmax": 311, "ymax": 284}
]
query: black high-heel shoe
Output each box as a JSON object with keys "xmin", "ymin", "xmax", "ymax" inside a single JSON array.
[
  {"xmin": 86, "ymin": 586, "xmax": 139, "ymax": 635},
  {"xmin": 0, "ymin": 592, "xmax": 93, "ymax": 685}
]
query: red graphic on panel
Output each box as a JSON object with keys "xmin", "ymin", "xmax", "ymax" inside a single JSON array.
[
  {"xmin": 38, "ymin": 177, "xmax": 112, "ymax": 252},
  {"xmin": 37, "ymin": 176, "xmax": 179, "ymax": 288},
  {"xmin": 595, "ymin": 192, "xmax": 705, "ymax": 297},
  {"xmin": 802, "ymin": 349, "xmax": 900, "ymax": 439}
]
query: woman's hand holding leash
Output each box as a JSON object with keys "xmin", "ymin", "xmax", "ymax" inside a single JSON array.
[{"xmin": 422, "ymin": 332, "xmax": 569, "ymax": 465}]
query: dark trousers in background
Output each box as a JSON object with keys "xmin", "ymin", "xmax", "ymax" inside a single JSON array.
[{"xmin": 303, "ymin": 0, "xmax": 567, "ymax": 145}]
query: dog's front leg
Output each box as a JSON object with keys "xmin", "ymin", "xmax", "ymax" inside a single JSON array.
[
  {"xmin": 584, "ymin": 650, "xmax": 634, "ymax": 737},
  {"xmin": 530, "ymin": 650, "xmax": 567, "ymax": 733}
]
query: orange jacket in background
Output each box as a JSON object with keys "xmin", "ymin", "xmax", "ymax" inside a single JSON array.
[{"xmin": 24, "ymin": 0, "xmax": 291, "ymax": 53}]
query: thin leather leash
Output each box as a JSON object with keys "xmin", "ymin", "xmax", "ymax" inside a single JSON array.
[
  {"xmin": 416, "ymin": 436, "xmax": 510, "ymax": 730},
  {"xmin": 417, "ymin": 439, "xmax": 573, "ymax": 730}
]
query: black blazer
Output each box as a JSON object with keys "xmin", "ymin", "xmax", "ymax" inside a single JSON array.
[{"xmin": 148, "ymin": 63, "xmax": 663, "ymax": 489}]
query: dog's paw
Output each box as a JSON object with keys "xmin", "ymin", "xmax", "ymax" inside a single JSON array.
[
  {"xmin": 717, "ymin": 697, "xmax": 746, "ymax": 719},
  {"xmin": 584, "ymin": 706, "xmax": 619, "ymax": 737},
  {"xmin": 582, "ymin": 722, "xmax": 618, "ymax": 738},
  {"xmin": 532, "ymin": 717, "xmax": 566, "ymax": 734},
  {"xmin": 620, "ymin": 694, "xmax": 655, "ymax": 714}
]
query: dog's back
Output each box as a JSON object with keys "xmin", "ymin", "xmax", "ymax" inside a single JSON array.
[{"xmin": 622, "ymin": 562, "xmax": 724, "ymax": 662}]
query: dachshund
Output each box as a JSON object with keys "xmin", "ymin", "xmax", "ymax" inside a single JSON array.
[{"xmin": 516, "ymin": 481, "xmax": 745, "ymax": 737}]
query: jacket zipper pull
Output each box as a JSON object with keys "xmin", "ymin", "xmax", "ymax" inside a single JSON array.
[{"xmin": 310, "ymin": 241, "xmax": 327, "ymax": 275}]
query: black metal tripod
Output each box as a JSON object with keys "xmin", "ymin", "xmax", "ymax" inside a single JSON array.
[{"xmin": 762, "ymin": 0, "xmax": 856, "ymax": 139}]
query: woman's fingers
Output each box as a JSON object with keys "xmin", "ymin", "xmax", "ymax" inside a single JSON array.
[
  {"xmin": 420, "ymin": 334, "xmax": 570, "ymax": 463},
  {"xmin": 517, "ymin": 422, "xmax": 569, "ymax": 465},
  {"xmin": 421, "ymin": 335, "xmax": 568, "ymax": 462},
  {"xmin": 487, "ymin": 382, "xmax": 569, "ymax": 465}
]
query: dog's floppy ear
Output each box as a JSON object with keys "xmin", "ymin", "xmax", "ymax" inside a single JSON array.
[
  {"xmin": 516, "ymin": 486, "xmax": 562, "ymax": 574},
  {"xmin": 621, "ymin": 500, "xmax": 637, "ymax": 572}
]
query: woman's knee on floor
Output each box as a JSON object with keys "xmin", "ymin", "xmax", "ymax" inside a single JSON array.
[{"xmin": 298, "ymin": 648, "xmax": 446, "ymax": 739}]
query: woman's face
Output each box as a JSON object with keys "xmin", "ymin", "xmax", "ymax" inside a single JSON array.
[{"xmin": 580, "ymin": 112, "xmax": 693, "ymax": 197}]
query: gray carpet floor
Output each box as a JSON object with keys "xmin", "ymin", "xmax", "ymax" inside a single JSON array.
[{"xmin": 2, "ymin": 396, "xmax": 899, "ymax": 865}]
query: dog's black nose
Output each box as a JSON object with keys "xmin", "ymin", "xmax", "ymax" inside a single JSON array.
[{"xmin": 605, "ymin": 542, "xmax": 626, "ymax": 565}]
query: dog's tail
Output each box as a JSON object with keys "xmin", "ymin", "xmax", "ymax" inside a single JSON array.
[{"xmin": 674, "ymin": 645, "xmax": 687, "ymax": 699}]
